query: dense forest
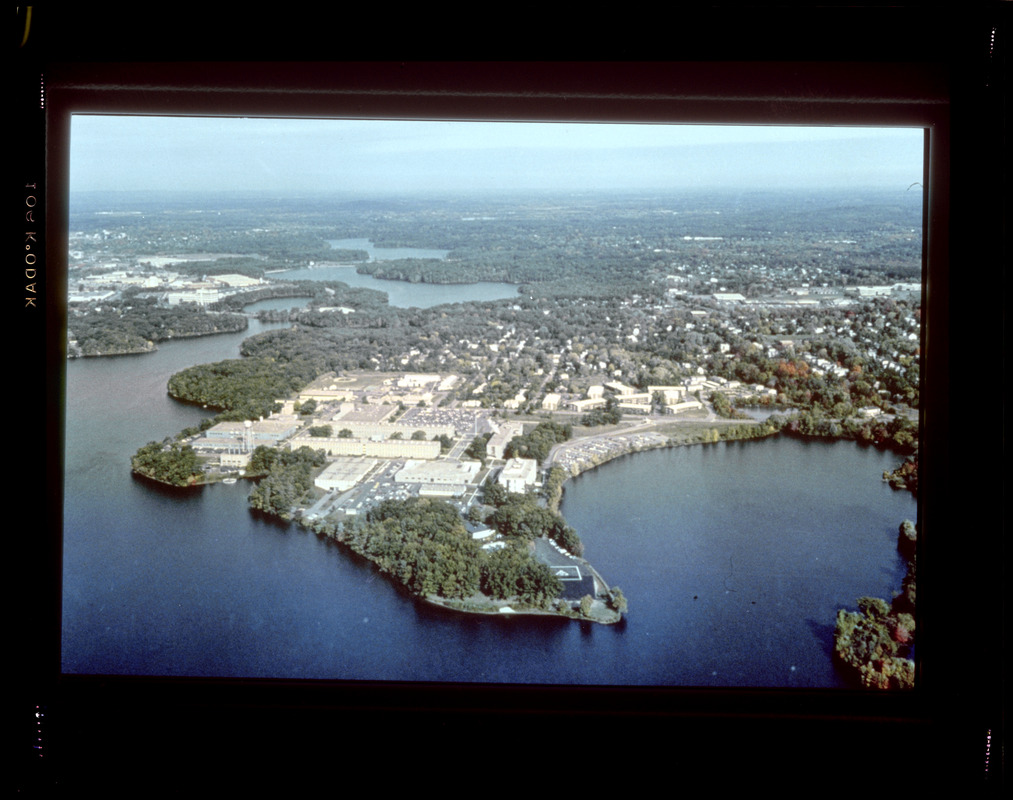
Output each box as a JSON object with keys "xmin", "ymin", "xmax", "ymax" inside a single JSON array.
[
  {"xmin": 68, "ymin": 294, "xmax": 248, "ymax": 356},
  {"xmin": 131, "ymin": 440, "xmax": 202, "ymax": 486},
  {"xmin": 166, "ymin": 356, "xmax": 321, "ymax": 420},
  {"xmin": 308, "ymin": 496, "xmax": 566, "ymax": 609}
]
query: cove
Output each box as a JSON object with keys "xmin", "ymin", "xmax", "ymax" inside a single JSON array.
[{"xmin": 557, "ymin": 437, "xmax": 916, "ymax": 687}]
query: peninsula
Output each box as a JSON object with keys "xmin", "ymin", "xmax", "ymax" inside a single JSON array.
[{"xmin": 132, "ymin": 370, "xmax": 639, "ymax": 623}]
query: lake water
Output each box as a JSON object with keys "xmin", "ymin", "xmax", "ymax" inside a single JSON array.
[
  {"xmin": 60, "ymin": 326, "xmax": 915, "ymax": 686},
  {"xmin": 269, "ymin": 238, "xmax": 522, "ymax": 308},
  {"xmin": 327, "ymin": 237, "xmax": 451, "ymax": 261}
]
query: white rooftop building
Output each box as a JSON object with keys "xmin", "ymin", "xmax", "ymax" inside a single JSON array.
[
  {"xmin": 315, "ymin": 457, "xmax": 379, "ymax": 492},
  {"xmin": 395, "ymin": 459, "xmax": 481, "ymax": 496},
  {"xmin": 498, "ymin": 458, "xmax": 539, "ymax": 494}
]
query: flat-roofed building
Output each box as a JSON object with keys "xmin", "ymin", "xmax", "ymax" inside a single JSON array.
[
  {"xmin": 297, "ymin": 421, "xmax": 455, "ymax": 442},
  {"xmin": 68, "ymin": 290, "xmax": 117, "ymax": 305},
  {"xmin": 298, "ymin": 388, "xmax": 356, "ymax": 404},
  {"xmin": 315, "ymin": 457, "xmax": 378, "ymax": 492},
  {"xmin": 298, "ymin": 437, "xmax": 441, "ymax": 460},
  {"xmin": 665, "ymin": 400, "xmax": 705, "ymax": 414},
  {"xmin": 329, "ymin": 402, "xmax": 398, "ymax": 424},
  {"xmin": 617, "ymin": 402, "xmax": 651, "ymax": 414},
  {"xmin": 486, "ymin": 421, "xmax": 524, "ymax": 460},
  {"xmin": 208, "ymin": 273, "xmax": 264, "ymax": 288},
  {"xmin": 397, "ymin": 373, "xmax": 442, "ymax": 389},
  {"xmin": 648, "ymin": 385, "xmax": 686, "ymax": 395},
  {"xmin": 853, "ymin": 286, "xmax": 892, "ymax": 297},
  {"xmin": 221, "ymin": 451, "xmax": 251, "ymax": 469},
  {"xmin": 166, "ymin": 285, "xmax": 221, "ymax": 306},
  {"xmin": 198, "ymin": 419, "xmax": 299, "ymax": 452},
  {"xmin": 653, "ymin": 387, "xmax": 686, "ymax": 404},
  {"xmin": 498, "ymin": 458, "xmax": 539, "ymax": 493},
  {"xmin": 376, "ymin": 391, "xmax": 435, "ymax": 406},
  {"xmin": 566, "ymin": 398, "xmax": 607, "ymax": 413},
  {"xmin": 395, "ymin": 459, "xmax": 481, "ymax": 496},
  {"xmin": 214, "ymin": 419, "xmax": 299, "ymax": 441}
]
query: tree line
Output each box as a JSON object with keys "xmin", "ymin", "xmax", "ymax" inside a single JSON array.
[
  {"xmin": 69, "ymin": 294, "xmax": 248, "ymax": 357},
  {"xmin": 833, "ymin": 520, "xmax": 917, "ymax": 689}
]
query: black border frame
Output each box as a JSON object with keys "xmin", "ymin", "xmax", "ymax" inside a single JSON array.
[{"xmin": 19, "ymin": 6, "xmax": 1006, "ymax": 790}]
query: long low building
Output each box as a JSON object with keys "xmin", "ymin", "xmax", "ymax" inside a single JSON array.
[
  {"xmin": 665, "ymin": 400, "xmax": 705, "ymax": 414},
  {"xmin": 315, "ymin": 457, "xmax": 379, "ymax": 492},
  {"xmin": 298, "ymin": 388, "xmax": 356, "ymax": 403},
  {"xmin": 617, "ymin": 402, "xmax": 652, "ymax": 414},
  {"xmin": 394, "ymin": 459, "xmax": 482, "ymax": 497},
  {"xmin": 290, "ymin": 436, "xmax": 441, "ymax": 460},
  {"xmin": 313, "ymin": 421, "xmax": 456, "ymax": 440},
  {"xmin": 193, "ymin": 419, "xmax": 300, "ymax": 453},
  {"xmin": 566, "ymin": 398, "xmax": 607, "ymax": 413}
]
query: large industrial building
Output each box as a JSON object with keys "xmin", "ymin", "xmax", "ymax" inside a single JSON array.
[
  {"xmin": 394, "ymin": 459, "xmax": 482, "ymax": 497},
  {"xmin": 291, "ymin": 436, "xmax": 441, "ymax": 460},
  {"xmin": 194, "ymin": 419, "xmax": 300, "ymax": 454},
  {"xmin": 314, "ymin": 457, "xmax": 379, "ymax": 492}
]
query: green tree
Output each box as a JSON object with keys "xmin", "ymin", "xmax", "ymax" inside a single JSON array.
[
  {"xmin": 609, "ymin": 586, "xmax": 628, "ymax": 614},
  {"xmin": 298, "ymin": 398, "xmax": 318, "ymax": 416},
  {"xmin": 131, "ymin": 441, "xmax": 202, "ymax": 486}
]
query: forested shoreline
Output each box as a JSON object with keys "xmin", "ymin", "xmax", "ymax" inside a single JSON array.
[
  {"xmin": 303, "ymin": 494, "xmax": 625, "ymax": 623},
  {"xmin": 68, "ymin": 297, "xmax": 249, "ymax": 357},
  {"xmin": 833, "ymin": 520, "xmax": 917, "ymax": 689}
]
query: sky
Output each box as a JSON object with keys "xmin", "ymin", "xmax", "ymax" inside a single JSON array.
[{"xmin": 69, "ymin": 115, "xmax": 925, "ymax": 195}]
